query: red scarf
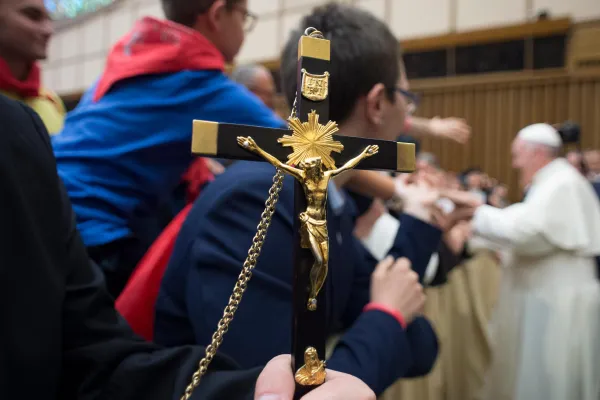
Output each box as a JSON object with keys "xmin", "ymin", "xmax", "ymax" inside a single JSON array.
[
  {"xmin": 94, "ymin": 17, "xmax": 225, "ymax": 102},
  {"xmin": 0, "ymin": 58, "xmax": 41, "ymax": 98}
]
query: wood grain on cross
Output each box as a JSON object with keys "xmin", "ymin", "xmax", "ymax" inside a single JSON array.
[{"xmin": 190, "ymin": 30, "xmax": 415, "ymax": 399}]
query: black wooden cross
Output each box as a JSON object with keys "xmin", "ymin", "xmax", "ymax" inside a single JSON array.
[{"xmin": 190, "ymin": 29, "xmax": 415, "ymax": 398}]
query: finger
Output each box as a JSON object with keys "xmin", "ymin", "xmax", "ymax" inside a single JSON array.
[
  {"xmin": 392, "ymin": 257, "xmax": 411, "ymax": 272},
  {"xmin": 301, "ymin": 370, "xmax": 376, "ymax": 400},
  {"xmin": 255, "ymin": 355, "xmax": 295, "ymax": 400},
  {"xmin": 407, "ymin": 270, "xmax": 419, "ymax": 283},
  {"xmin": 374, "ymin": 256, "xmax": 394, "ymax": 277}
]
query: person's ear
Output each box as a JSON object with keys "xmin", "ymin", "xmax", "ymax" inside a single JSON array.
[
  {"xmin": 203, "ymin": 0, "xmax": 227, "ymax": 31},
  {"xmin": 365, "ymin": 83, "xmax": 388, "ymax": 127}
]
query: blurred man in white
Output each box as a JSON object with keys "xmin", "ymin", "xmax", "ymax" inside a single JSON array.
[{"xmin": 472, "ymin": 123, "xmax": 600, "ymax": 400}]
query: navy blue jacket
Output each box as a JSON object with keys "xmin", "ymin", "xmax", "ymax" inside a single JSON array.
[{"xmin": 154, "ymin": 161, "xmax": 442, "ymax": 394}]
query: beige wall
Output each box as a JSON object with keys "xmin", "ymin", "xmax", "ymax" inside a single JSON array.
[{"xmin": 44, "ymin": 0, "xmax": 600, "ymax": 95}]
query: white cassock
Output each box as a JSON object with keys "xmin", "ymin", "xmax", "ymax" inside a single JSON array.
[{"xmin": 474, "ymin": 158, "xmax": 600, "ymax": 400}]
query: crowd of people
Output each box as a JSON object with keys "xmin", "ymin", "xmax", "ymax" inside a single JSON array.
[{"xmin": 1, "ymin": 0, "xmax": 600, "ymax": 399}]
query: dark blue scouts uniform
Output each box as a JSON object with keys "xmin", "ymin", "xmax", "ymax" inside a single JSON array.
[{"xmin": 154, "ymin": 161, "xmax": 442, "ymax": 395}]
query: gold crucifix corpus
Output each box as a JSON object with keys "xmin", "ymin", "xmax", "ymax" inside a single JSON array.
[{"xmin": 237, "ymin": 110, "xmax": 378, "ymax": 311}]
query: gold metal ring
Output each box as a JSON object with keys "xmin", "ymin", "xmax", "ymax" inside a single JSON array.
[{"xmin": 304, "ymin": 27, "xmax": 324, "ymax": 39}]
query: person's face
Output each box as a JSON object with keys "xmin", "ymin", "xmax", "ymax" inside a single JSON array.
[
  {"xmin": 201, "ymin": 0, "xmax": 253, "ymax": 63},
  {"xmin": 416, "ymin": 159, "xmax": 430, "ymax": 171},
  {"xmin": 511, "ymin": 138, "xmax": 532, "ymax": 170},
  {"xmin": 250, "ymin": 69, "xmax": 276, "ymax": 110},
  {"xmin": 494, "ymin": 185, "xmax": 507, "ymax": 198},
  {"xmin": 306, "ymin": 158, "xmax": 322, "ymax": 178},
  {"xmin": 584, "ymin": 150, "xmax": 600, "ymax": 174},
  {"xmin": 567, "ymin": 151, "xmax": 583, "ymax": 173},
  {"xmin": 445, "ymin": 173, "xmax": 460, "ymax": 189},
  {"xmin": 0, "ymin": 0, "xmax": 53, "ymax": 62},
  {"xmin": 371, "ymin": 61, "xmax": 409, "ymax": 142},
  {"xmin": 466, "ymin": 172, "xmax": 482, "ymax": 189}
]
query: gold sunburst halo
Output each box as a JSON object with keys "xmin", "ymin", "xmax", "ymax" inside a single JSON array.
[{"xmin": 278, "ymin": 110, "xmax": 343, "ymax": 170}]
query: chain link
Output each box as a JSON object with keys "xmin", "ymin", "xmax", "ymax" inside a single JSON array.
[{"xmin": 180, "ymin": 169, "xmax": 285, "ymax": 400}]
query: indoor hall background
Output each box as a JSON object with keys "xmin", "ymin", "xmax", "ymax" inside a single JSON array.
[{"xmin": 413, "ymin": 70, "xmax": 600, "ymax": 201}]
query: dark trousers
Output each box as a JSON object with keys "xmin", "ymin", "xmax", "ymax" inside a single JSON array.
[{"xmin": 88, "ymin": 237, "xmax": 147, "ymax": 299}]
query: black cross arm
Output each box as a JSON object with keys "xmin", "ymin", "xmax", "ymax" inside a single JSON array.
[
  {"xmin": 191, "ymin": 120, "xmax": 289, "ymax": 163},
  {"xmin": 191, "ymin": 119, "xmax": 416, "ymax": 172}
]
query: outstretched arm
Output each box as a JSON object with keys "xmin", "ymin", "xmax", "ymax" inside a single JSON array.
[
  {"xmin": 237, "ymin": 136, "xmax": 304, "ymax": 180},
  {"xmin": 329, "ymin": 145, "xmax": 379, "ymax": 177}
]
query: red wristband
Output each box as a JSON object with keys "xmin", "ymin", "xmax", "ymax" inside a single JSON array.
[
  {"xmin": 363, "ymin": 302, "xmax": 407, "ymax": 329},
  {"xmin": 403, "ymin": 117, "xmax": 412, "ymax": 133}
]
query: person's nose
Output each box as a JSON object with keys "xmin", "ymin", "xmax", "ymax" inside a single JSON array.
[{"xmin": 41, "ymin": 19, "xmax": 54, "ymax": 38}]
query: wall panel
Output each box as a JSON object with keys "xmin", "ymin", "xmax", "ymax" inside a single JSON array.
[{"xmin": 412, "ymin": 71, "xmax": 600, "ymax": 200}]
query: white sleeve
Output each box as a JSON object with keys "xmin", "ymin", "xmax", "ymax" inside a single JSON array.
[
  {"xmin": 423, "ymin": 253, "xmax": 440, "ymax": 286},
  {"xmin": 472, "ymin": 204, "xmax": 555, "ymax": 256},
  {"xmin": 359, "ymin": 213, "xmax": 400, "ymax": 261}
]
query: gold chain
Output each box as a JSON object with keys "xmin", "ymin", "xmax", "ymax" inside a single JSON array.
[
  {"xmin": 180, "ymin": 89, "xmax": 298, "ymax": 399},
  {"xmin": 180, "ymin": 169, "xmax": 285, "ymax": 400}
]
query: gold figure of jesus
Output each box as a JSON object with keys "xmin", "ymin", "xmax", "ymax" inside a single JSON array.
[
  {"xmin": 294, "ymin": 347, "xmax": 326, "ymax": 385},
  {"xmin": 237, "ymin": 136, "xmax": 378, "ymax": 311}
]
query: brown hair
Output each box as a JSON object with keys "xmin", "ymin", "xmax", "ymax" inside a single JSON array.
[{"xmin": 161, "ymin": 0, "xmax": 241, "ymax": 27}]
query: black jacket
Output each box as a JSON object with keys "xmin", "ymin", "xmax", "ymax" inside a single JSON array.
[{"xmin": 0, "ymin": 94, "xmax": 259, "ymax": 400}]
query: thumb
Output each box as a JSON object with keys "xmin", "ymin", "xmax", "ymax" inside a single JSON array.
[
  {"xmin": 373, "ymin": 256, "xmax": 394, "ymax": 278},
  {"xmin": 255, "ymin": 355, "xmax": 294, "ymax": 400}
]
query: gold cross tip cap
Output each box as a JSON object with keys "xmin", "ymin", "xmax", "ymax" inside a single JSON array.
[
  {"xmin": 396, "ymin": 142, "xmax": 416, "ymax": 172},
  {"xmin": 298, "ymin": 34, "xmax": 330, "ymax": 61},
  {"xmin": 191, "ymin": 120, "xmax": 219, "ymax": 156}
]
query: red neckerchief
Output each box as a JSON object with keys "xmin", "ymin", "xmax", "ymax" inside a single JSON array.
[
  {"xmin": 182, "ymin": 158, "xmax": 214, "ymax": 204},
  {"xmin": 0, "ymin": 58, "xmax": 41, "ymax": 98},
  {"xmin": 94, "ymin": 17, "xmax": 225, "ymax": 102}
]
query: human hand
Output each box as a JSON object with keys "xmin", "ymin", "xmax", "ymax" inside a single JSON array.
[
  {"xmin": 254, "ymin": 354, "xmax": 375, "ymax": 400},
  {"xmin": 365, "ymin": 145, "xmax": 379, "ymax": 157},
  {"xmin": 448, "ymin": 204, "xmax": 478, "ymax": 223},
  {"xmin": 415, "ymin": 166, "xmax": 445, "ymax": 190},
  {"xmin": 370, "ymin": 257, "xmax": 425, "ymax": 325},
  {"xmin": 439, "ymin": 189, "xmax": 483, "ymax": 208},
  {"xmin": 428, "ymin": 117, "xmax": 471, "ymax": 144},
  {"xmin": 444, "ymin": 221, "xmax": 472, "ymax": 254},
  {"xmin": 394, "ymin": 174, "xmax": 439, "ymax": 222},
  {"xmin": 430, "ymin": 205, "xmax": 454, "ymax": 232},
  {"xmin": 238, "ymin": 136, "xmax": 258, "ymax": 152}
]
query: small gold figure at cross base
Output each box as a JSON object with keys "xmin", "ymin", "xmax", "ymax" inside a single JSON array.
[
  {"xmin": 237, "ymin": 111, "xmax": 378, "ymax": 311},
  {"xmin": 294, "ymin": 346, "xmax": 326, "ymax": 386}
]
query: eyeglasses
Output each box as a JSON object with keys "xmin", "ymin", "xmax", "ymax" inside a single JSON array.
[
  {"xmin": 232, "ymin": 5, "xmax": 258, "ymax": 32},
  {"xmin": 393, "ymin": 87, "xmax": 420, "ymax": 114}
]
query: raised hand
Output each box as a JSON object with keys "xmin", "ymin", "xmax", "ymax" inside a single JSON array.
[
  {"xmin": 429, "ymin": 117, "xmax": 471, "ymax": 144},
  {"xmin": 365, "ymin": 145, "xmax": 379, "ymax": 157},
  {"xmin": 237, "ymin": 136, "xmax": 258, "ymax": 152},
  {"xmin": 439, "ymin": 189, "xmax": 484, "ymax": 208}
]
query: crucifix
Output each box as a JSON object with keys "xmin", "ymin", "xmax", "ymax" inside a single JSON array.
[{"xmin": 181, "ymin": 28, "xmax": 415, "ymax": 400}]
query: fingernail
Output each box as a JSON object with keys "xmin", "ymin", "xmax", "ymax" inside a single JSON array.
[{"xmin": 258, "ymin": 395, "xmax": 282, "ymax": 400}]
